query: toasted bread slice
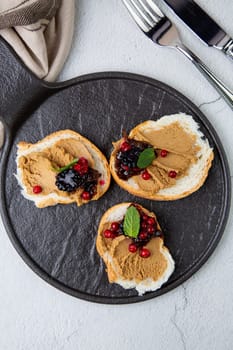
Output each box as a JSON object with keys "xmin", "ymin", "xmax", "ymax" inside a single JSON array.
[
  {"xmin": 110, "ymin": 113, "xmax": 214, "ymax": 200},
  {"xmin": 16, "ymin": 130, "xmax": 111, "ymax": 208},
  {"xmin": 96, "ymin": 203, "xmax": 175, "ymax": 295}
]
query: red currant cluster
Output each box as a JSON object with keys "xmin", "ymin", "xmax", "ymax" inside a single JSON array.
[
  {"xmin": 103, "ymin": 210, "xmax": 162, "ymax": 259},
  {"xmin": 116, "ymin": 139, "xmax": 177, "ymax": 182},
  {"xmin": 73, "ymin": 157, "xmax": 89, "ymax": 175}
]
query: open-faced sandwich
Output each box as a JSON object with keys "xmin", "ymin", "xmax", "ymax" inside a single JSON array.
[
  {"xmin": 96, "ymin": 202, "xmax": 175, "ymax": 295},
  {"xmin": 16, "ymin": 130, "xmax": 111, "ymax": 207},
  {"xmin": 110, "ymin": 113, "xmax": 214, "ymax": 200}
]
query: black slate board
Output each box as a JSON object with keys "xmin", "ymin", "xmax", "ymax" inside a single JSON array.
[{"xmin": 0, "ymin": 39, "xmax": 231, "ymax": 304}]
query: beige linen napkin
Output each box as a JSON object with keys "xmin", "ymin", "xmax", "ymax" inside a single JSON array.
[
  {"xmin": 0, "ymin": 0, "xmax": 75, "ymax": 81},
  {"xmin": 0, "ymin": 0, "xmax": 75, "ymax": 147}
]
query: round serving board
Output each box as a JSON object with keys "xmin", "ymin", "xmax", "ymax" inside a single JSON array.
[{"xmin": 0, "ymin": 39, "xmax": 230, "ymax": 304}]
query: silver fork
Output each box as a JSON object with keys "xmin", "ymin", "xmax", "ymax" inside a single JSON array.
[{"xmin": 122, "ymin": 0, "xmax": 233, "ymax": 108}]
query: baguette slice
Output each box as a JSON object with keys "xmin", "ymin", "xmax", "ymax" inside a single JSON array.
[
  {"xmin": 110, "ymin": 113, "xmax": 214, "ymax": 201},
  {"xmin": 96, "ymin": 203, "xmax": 175, "ymax": 295},
  {"xmin": 16, "ymin": 130, "xmax": 111, "ymax": 208}
]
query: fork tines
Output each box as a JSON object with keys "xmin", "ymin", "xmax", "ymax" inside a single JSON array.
[{"xmin": 122, "ymin": 0, "xmax": 164, "ymax": 33}]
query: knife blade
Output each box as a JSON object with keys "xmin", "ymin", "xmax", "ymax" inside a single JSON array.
[{"xmin": 163, "ymin": 0, "xmax": 233, "ymax": 60}]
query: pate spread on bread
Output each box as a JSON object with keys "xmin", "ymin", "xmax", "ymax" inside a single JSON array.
[
  {"xmin": 110, "ymin": 113, "xmax": 214, "ymax": 200},
  {"xmin": 96, "ymin": 203, "xmax": 175, "ymax": 295},
  {"xmin": 16, "ymin": 130, "xmax": 111, "ymax": 207}
]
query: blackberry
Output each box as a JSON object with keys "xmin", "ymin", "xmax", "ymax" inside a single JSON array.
[
  {"xmin": 130, "ymin": 147, "xmax": 141, "ymax": 157},
  {"xmin": 115, "ymin": 137, "xmax": 152, "ymax": 180},
  {"xmin": 121, "ymin": 156, "xmax": 130, "ymax": 165},
  {"xmin": 116, "ymin": 151, "xmax": 123, "ymax": 160},
  {"xmin": 55, "ymin": 169, "xmax": 84, "ymax": 192},
  {"xmin": 117, "ymin": 168, "xmax": 129, "ymax": 179},
  {"xmin": 55, "ymin": 161, "xmax": 101, "ymax": 200},
  {"xmin": 86, "ymin": 168, "xmax": 100, "ymax": 182},
  {"xmin": 82, "ymin": 168, "xmax": 100, "ymax": 198},
  {"xmin": 84, "ymin": 180, "xmax": 97, "ymax": 197}
]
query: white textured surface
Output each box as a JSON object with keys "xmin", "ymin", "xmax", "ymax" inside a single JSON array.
[{"xmin": 1, "ymin": 0, "xmax": 233, "ymax": 349}]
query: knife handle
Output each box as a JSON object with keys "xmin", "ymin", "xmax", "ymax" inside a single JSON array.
[{"xmin": 177, "ymin": 45, "xmax": 233, "ymax": 109}]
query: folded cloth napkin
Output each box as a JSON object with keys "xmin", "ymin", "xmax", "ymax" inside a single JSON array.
[
  {"xmin": 0, "ymin": 0, "xmax": 75, "ymax": 147},
  {"xmin": 0, "ymin": 0, "xmax": 75, "ymax": 81}
]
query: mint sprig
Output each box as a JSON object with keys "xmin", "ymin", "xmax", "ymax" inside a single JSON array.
[
  {"xmin": 123, "ymin": 206, "xmax": 140, "ymax": 238},
  {"xmin": 52, "ymin": 158, "xmax": 78, "ymax": 173},
  {"xmin": 137, "ymin": 148, "xmax": 156, "ymax": 169}
]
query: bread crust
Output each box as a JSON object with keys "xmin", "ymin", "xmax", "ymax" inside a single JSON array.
[
  {"xmin": 110, "ymin": 115, "xmax": 214, "ymax": 200},
  {"xmin": 96, "ymin": 202, "xmax": 175, "ymax": 295},
  {"xmin": 16, "ymin": 130, "xmax": 111, "ymax": 207}
]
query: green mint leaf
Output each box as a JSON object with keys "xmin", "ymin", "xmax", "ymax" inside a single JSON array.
[
  {"xmin": 137, "ymin": 148, "xmax": 155, "ymax": 169},
  {"xmin": 52, "ymin": 158, "xmax": 78, "ymax": 173},
  {"xmin": 123, "ymin": 206, "xmax": 140, "ymax": 238}
]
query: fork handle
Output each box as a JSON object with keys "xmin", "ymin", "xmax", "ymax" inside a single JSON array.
[{"xmin": 176, "ymin": 45, "xmax": 233, "ymax": 108}]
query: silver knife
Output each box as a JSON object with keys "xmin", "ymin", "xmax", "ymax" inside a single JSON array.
[{"xmin": 163, "ymin": 0, "xmax": 233, "ymax": 61}]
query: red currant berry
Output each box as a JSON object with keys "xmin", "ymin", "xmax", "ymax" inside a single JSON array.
[
  {"xmin": 73, "ymin": 163, "xmax": 82, "ymax": 172},
  {"xmin": 99, "ymin": 179, "xmax": 105, "ymax": 186},
  {"xmin": 142, "ymin": 214, "xmax": 148, "ymax": 221},
  {"xmin": 111, "ymin": 222, "xmax": 120, "ymax": 231},
  {"xmin": 141, "ymin": 170, "xmax": 151, "ymax": 180},
  {"xmin": 160, "ymin": 149, "xmax": 168, "ymax": 157},
  {"xmin": 147, "ymin": 225, "xmax": 155, "ymax": 234},
  {"xmin": 79, "ymin": 166, "xmax": 89, "ymax": 175},
  {"xmin": 81, "ymin": 191, "xmax": 91, "ymax": 200},
  {"xmin": 78, "ymin": 157, "xmax": 88, "ymax": 166},
  {"xmin": 147, "ymin": 217, "xmax": 156, "ymax": 225},
  {"xmin": 104, "ymin": 229, "xmax": 112, "ymax": 238},
  {"xmin": 110, "ymin": 232, "xmax": 118, "ymax": 239},
  {"xmin": 128, "ymin": 243, "xmax": 137, "ymax": 253},
  {"xmin": 140, "ymin": 248, "xmax": 151, "ymax": 258},
  {"xmin": 33, "ymin": 185, "xmax": 42, "ymax": 194},
  {"xmin": 139, "ymin": 232, "xmax": 148, "ymax": 240},
  {"xmin": 141, "ymin": 221, "xmax": 147, "ymax": 229},
  {"xmin": 168, "ymin": 170, "xmax": 177, "ymax": 178},
  {"xmin": 120, "ymin": 141, "xmax": 131, "ymax": 152}
]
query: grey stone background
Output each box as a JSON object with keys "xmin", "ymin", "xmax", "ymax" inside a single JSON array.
[{"xmin": 0, "ymin": 0, "xmax": 233, "ymax": 349}]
